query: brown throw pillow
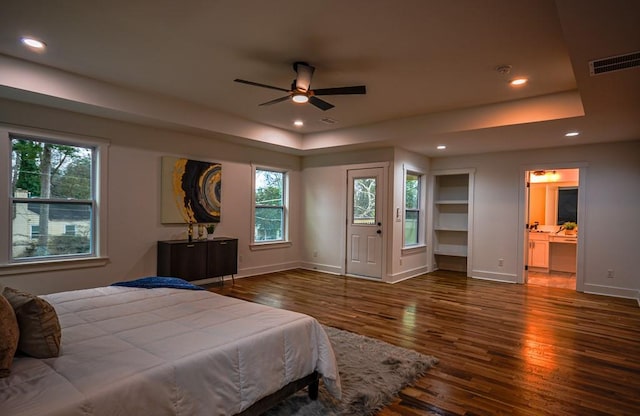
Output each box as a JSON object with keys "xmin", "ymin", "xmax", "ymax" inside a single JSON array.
[
  {"xmin": 0, "ymin": 294, "xmax": 20, "ymax": 377},
  {"xmin": 2, "ymin": 287, "xmax": 61, "ymax": 358}
]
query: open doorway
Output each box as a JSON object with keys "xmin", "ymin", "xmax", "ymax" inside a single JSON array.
[{"xmin": 524, "ymin": 168, "xmax": 580, "ymax": 290}]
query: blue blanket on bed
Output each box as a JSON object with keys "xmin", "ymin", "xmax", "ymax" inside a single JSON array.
[{"xmin": 111, "ymin": 276, "xmax": 205, "ymax": 290}]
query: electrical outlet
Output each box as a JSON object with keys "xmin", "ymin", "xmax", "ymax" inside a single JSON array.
[
  {"xmin": 313, "ymin": 251, "xmax": 318, "ymax": 258},
  {"xmin": 607, "ymin": 269, "xmax": 614, "ymax": 278},
  {"xmin": 498, "ymin": 258, "xmax": 504, "ymax": 267}
]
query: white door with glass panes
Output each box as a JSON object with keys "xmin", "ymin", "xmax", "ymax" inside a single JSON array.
[{"xmin": 346, "ymin": 168, "xmax": 384, "ymax": 279}]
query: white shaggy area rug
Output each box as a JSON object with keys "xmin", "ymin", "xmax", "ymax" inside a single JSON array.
[{"xmin": 265, "ymin": 326, "xmax": 439, "ymax": 416}]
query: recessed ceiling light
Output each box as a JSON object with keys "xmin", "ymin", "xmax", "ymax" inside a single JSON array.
[
  {"xmin": 20, "ymin": 37, "xmax": 46, "ymax": 50},
  {"xmin": 293, "ymin": 120, "xmax": 304, "ymax": 127},
  {"xmin": 565, "ymin": 131, "xmax": 580, "ymax": 137},
  {"xmin": 509, "ymin": 78, "xmax": 528, "ymax": 86},
  {"xmin": 437, "ymin": 145, "xmax": 446, "ymax": 150}
]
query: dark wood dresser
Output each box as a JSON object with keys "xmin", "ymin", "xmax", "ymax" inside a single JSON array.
[{"xmin": 157, "ymin": 237, "xmax": 238, "ymax": 283}]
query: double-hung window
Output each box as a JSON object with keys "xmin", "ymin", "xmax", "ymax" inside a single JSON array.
[
  {"xmin": 253, "ymin": 167, "xmax": 288, "ymax": 244},
  {"xmin": 3, "ymin": 130, "xmax": 106, "ymax": 267},
  {"xmin": 404, "ymin": 171, "xmax": 422, "ymax": 247}
]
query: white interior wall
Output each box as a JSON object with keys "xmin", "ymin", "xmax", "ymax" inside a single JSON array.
[
  {"xmin": 300, "ymin": 166, "xmax": 346, "ymax": 275},
  {"xmin": 0, "ymin": 98, "xmax": 302, "ymax": 294},
  {"xmin": 390, "ymin": 148, "xmax": 431, "ymax": 281},
  {"xmin": 1, "ymin": 98, "xmax": 638, "ymax": 302},
  {"xmin": 431, "ymin": 140, "xmax": 640, "ymax": 300},
  {"xmin": 300, "ymin": 148, "xmax": 431, "ymax": 283},
  {"xmin": 300, "ymin": 149, "xmax": 395, "ymax": 277}
]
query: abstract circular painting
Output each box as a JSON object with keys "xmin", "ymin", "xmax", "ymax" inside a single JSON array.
[{"xmin": 161, "ymin": 156, "xmax": 221, "ymax": 224}]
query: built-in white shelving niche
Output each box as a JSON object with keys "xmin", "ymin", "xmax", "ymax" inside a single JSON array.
[{"xmin": 429, "ymin": 170, "xmax": 475, "ymax": 275}]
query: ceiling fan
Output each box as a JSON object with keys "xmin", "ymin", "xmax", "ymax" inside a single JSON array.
[{"xmin": 234, "ymin": 62, "xmax": 366, "ymax": 111}]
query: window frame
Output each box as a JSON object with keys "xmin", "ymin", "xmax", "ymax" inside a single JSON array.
[
  {"xmin": 0, "ymin": 125, "xmax": 109, "ymax": 275},
  {"xmin": 403, "ymin": 169, "xmax": 426, "ymax": 249},
  {"xmin": 65, "ymin": 224, "xmax": 77, "ymax": 236},
  {"xmin": 250, "ymin": 165, "xmax": 290, "ymax": 249}
]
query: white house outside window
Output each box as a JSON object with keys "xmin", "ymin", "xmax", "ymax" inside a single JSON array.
[
  {"xmin": 9, "ymin": 135, "xmax": 96, "ymax": 261},
  {"xmin": 253, "ymin": 168, "xmax": 287, "ymax": 243}
]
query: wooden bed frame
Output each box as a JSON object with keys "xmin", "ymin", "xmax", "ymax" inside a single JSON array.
[{"xmin": 237, "ymin": 371, "xmax": 320, "ymax": 416}]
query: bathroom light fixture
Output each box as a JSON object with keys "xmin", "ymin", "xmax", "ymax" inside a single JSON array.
[
  {"xmin": 565, "ymin": 131, "xmax": 580, "ymax": 137},
  {"xmin": 293, "ymin": 120, "xmax": 304, "ymax": 127},
  {"xmin": 437, "ymin": 145, "xmax": 446, "ymax": 150},
  {"xmin": 292, "ymin": 93, "xmax": 309, "ymax": 104},
  {"xmin": 531, "ymin": 170, "xmax": 560, "ymax": 182},
  {"xmin": 20, "ymin": 37, "xmax": 46, "ymax": 50}
]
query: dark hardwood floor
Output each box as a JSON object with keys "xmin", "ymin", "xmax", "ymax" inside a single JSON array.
[{"xmin": 209, "ymin": 269, "xmax": 640, "ymax": 416}]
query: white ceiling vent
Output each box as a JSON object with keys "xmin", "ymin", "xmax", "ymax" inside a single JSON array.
[{"xmin": 589, "ymin": 51, "xmax": 640, "ymax": 75}]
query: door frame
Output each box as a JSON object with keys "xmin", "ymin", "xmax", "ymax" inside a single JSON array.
[
  {"xmin": 343, "ymin": 162, "xmax": 388, "ymax": 280},
  {"xmin": 518, "ymin": 163, "xmax": 587, "ymax": 291}
]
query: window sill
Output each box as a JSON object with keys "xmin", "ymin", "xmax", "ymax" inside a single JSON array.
[
  {"xmin": 250, "ymin": 241, "xmax": 293, "ymax": 251},
  {"xmin": 401, "ymin": 245, "xmax": 427, "ymax": 256},
  {"xmin": 0, "ymin": 257, "xmax": 109, "ymax": 276}
]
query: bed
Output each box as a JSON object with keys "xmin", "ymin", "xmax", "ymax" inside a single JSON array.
[{"xmin": 0, "ymin": 285, "xmax": 341, "ymax": 415}]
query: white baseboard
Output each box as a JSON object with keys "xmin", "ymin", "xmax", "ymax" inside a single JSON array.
[
  {"xmin": 471, "ymin": 269, "xmax": 518, "ymax": 283},
  {"xmin": 582, "ymin": 283, "xmax": 640, "ymax": 302},
  {"xmin": 298, "ymin": 262, "xmax": 343, "ymax": 275},
  {"xmin": 387, "ymin": 266, "xmax": 431, "ymax": 283},
  {"xmin": 236, "ymin": 261, "xmax": 303, "ymax": 278}
]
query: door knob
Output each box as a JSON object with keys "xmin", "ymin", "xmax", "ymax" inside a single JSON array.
[{"xmin": 376, "ymin": 230, "xmax": 382, "ymax": 234}]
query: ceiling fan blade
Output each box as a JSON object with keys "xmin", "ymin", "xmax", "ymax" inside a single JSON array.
[
  {"xmin": 309, "ymin": 96, "xmax": 334, "ymax": 111},
  {"xmin": 293, "ymin": 62, "xmax": 315, "ymax": 92},
  {"xmin": 313, "ymin": 85, "xmax": 367, "ymax": 96},
  {"xmin": 259, "ymin": 95, "xmax": 291, "ymax": 106},
  {"xmin": 234, "ymin": 79, "xmax": 289, "ymax": 92}
]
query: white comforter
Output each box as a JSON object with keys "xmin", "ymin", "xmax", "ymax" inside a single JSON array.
[{"xmin": 0, "ymin": 286, "xmax": 341, "ymax": 416}]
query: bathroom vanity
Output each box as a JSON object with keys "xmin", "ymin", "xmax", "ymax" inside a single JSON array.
[
  {"xmin": 549, "ymin": 234, "xmax": 577, "ymax": 273},
  {"xmin": 528, "ymin": 231, "xmax": 576, "ymax": 273}
]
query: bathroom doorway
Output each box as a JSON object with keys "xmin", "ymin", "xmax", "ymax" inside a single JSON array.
[{"xmin": 524, "ymin": 168, "xmax": 581, "ymax": 290}]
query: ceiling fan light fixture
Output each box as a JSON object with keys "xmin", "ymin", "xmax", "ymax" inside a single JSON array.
[{"xmin": 292, "ymin": 93, "xmax": 309, "ymax": 104}]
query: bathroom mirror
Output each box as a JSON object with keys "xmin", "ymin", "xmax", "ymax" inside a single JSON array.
[
  {"xmin": 528, "ymin": 184, "xmax": 578, "ymax": 226},
  {"xmin": 528, "ymin": 169, "xmax": 579, "ymax": 227},
  {"xmin": 557, "ymin": 187, "xmax": 578, "ymax": 224}
]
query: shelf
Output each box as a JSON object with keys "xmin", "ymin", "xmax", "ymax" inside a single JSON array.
[
  {"xmin": 434, "ymin": 174, "xmax": 469, "ymax": 201},
  {"xmin": 431, "ymin": 171, "xmax": 473, "ymax": 274},
  {"xmin": 434, "ymin": 227, "xmax": 467, "ymax": 232},
  {"xmin": 435, "ymin": 200, "xmax": 469, "ymax": 205},
  {"xmin": 434, "ymin": 248, "xmax": 467, "ymax": 257}
]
